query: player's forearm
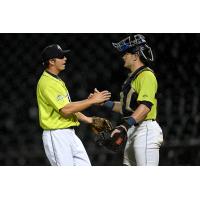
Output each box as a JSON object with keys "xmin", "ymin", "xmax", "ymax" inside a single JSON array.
[
  {"xmin": 131, "ymin": 104, "xmax": 150, "ymax": 123},
  {"xmin": 112, "ymin": 101, "xmax": 122, "ymax": 113},
  {"xmin": 75, "ymin": 112, "xmax": 93, "ymax": 124},
  {"xmin": 60, "ymin": 99, "xmax": 94, "ymax": 117},
  {"xmin": 103, "ymin": 101, "xmax": 122, "ymax": 113}
]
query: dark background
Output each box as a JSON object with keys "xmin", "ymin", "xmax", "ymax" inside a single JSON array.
[{"xmin": 0, "ymin": 33, "xmax": 200, "ymax": 166}]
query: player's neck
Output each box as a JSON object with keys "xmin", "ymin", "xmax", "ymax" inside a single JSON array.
[
  {"xmin": 130, "ymin": 62, "xmax": 145, "ymax": 73},
  {"xmin": 130, "ymin": 65, "xmax": 142, "ymax": 73},
  {"xmin": 46, "ymin": 66, "xmax": 60, "ymax": 76}
]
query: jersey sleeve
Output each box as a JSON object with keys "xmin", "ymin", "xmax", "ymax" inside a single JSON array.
[
  {"xmin": 133, "ymin": 71, "xmax": 157, "ymax": 104},
  {"xmin": 42, "ymin": 84, "xmax": 70, "ymax": 112}
]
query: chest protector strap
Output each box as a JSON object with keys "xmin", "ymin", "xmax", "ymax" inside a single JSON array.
[{"xmin": 121, "ymin": 66, "xmax": 153, "ymax": 116}]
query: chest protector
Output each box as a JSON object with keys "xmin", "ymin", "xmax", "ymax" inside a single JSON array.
[{"xmin": 120, "ymin": 66, "xmax": 153, "ymax": 117}]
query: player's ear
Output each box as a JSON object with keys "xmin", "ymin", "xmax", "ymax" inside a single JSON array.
[
  {"xmin": 132, "ymin": 53, "xmax": 138, "ymax": 61},
  {"xmin": 49, "ymin": 59, "xmax": 55, "ymax": 65}
]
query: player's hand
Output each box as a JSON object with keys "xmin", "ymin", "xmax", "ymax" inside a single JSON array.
[
  {"xmin": 88, "ymin": 93, "xmax": 93, "ymax": 99},
  {"xmin": 100, "ymin": 125, "xmax": 128, "ymax": 152},
  {"xmin": 110, "ymin": 125, "xmax": 127, "ymax": 138},
  {"xmin": 88, "ymin": 88, "xmax": 100, "ymax": 99},
  {"xmin": 88, "ymin": 88, "xmax": 108, "ymax": 106},
  {"xmin": 89, "ymin": 90, "xmax": 111, "ymax": 104}
]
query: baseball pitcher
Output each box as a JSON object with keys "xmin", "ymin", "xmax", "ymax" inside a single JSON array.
[{"xmin": 36, "ymin": 44, "xmax": 111, "ymax": 166}]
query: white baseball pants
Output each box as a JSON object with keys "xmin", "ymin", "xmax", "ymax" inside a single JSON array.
[
  {"xmin": 123, "ymin": 120, "xmax": 163, "ymax": 166},
  {"xmin": 42, "ymin": 129, "xmax": 91, "ymax": 166}
]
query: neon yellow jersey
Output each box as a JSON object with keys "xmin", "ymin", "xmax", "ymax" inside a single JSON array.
[
  {"xmin": 131, "ymin": 70, "xmax": 157, "ymax": 120},
  {"xmin": 36, "ymin": 71, "xmax": 80, "ymax": 130}
]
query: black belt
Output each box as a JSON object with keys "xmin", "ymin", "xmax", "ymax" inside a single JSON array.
[
  {"xmin": 45, "ymin": 126, "xmax": 78, "ymax": 131},
  {"xmin": 67, "ymin": 126, "xmax": 78, "ymax": 129},
  {"xmin": 144, "ymin": 119, "xmax": 156, "ymax": 121}
]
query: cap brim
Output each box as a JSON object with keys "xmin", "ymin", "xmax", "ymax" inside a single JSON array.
[{"xmin": 62, "ymin": 49, "xmax": 71, "ymax": 54}]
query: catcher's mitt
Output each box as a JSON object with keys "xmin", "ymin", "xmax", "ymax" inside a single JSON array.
[
  {"xmin": 90, "ymin": 117, "xmax": 127, "ymax": 152},
  {"xmin": 90, "ymin": 116, "xmax": 113, "ymax": 134},
  {"xmin": 95, "ymin": 126, "xmax": 127, "ymax": 152}
]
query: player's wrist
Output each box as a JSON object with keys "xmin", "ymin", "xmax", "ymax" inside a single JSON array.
[
  {"xmin": 87, "ymin": 117, "xmax": 93, "ymax": 124},
  {"xmin": 87, "ymin": 98, "xmax": 96, "ymax": 105},
  {"xmin": 103, "ymin": 101, "xmax": 114, "ymax": 110},
  {"xmin": 122, "ymin": 116, "xmax": 137, "ymax": 130}
]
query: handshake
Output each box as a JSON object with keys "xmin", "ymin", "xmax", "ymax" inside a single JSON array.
[
  {"xmin": 89, "ymin": 89, "xmax": 137, "ymax": 152},
  {"xmin": 88, "ymin": 88, "xmax": 110, "ymax": 106}
]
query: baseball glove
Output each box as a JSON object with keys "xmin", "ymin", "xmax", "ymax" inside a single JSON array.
[
  {"xmin": 90, "ymin": 116, "xmax": 113, "ymax": 134},
  {"xmin": 95, "ymin": 126, "xmax": 127, "ymax": 152},
  {"xmin": 90, "ymin": 117, "xmax": 127, "ymax": 152}
]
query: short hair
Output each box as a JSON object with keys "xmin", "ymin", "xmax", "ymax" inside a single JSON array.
[{"xmin": 43, "ymin": 60, "xmax": 50, "ymax": 68}]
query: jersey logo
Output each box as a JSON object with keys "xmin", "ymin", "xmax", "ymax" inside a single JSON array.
[
  {"xmin": 57, "ymin": 95, "xmax": 65, "ymax": 101},
  {"xmin": 56, "ymin": 94, "xmax": 71, "ymax": 102}
]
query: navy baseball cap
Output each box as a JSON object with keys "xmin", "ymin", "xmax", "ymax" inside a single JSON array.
[{"xmin": 41, "ymin": 44, "xmax": 70, "ymax": 62}]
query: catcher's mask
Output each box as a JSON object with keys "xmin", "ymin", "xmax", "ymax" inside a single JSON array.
[{"xmin": 112, "ymin": 34, "xmax": 154, "ymax": 62}]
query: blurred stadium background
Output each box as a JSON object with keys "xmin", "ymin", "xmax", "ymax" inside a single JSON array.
[{"xmin": 0, "ymin": 33, "xmax": 199, "ymax": 166}]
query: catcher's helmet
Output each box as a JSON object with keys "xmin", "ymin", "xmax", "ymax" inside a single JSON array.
[{"xmin": 112, "ymin": 34, "xmax": 154, "ymax": 62}]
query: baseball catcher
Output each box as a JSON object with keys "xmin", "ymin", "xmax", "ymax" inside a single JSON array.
[
  {"xmin": 90, "ymin": 116, "xmax": 127, "ymax": 152},
  {"xmin": 90, "ymin": 34, "xmax": 163, "ymax": 166}
]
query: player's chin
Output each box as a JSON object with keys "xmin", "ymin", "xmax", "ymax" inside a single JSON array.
[
  {"xmin": 124, "ymin": 63, "xmax": 131, "ymax": 69},
  {"xmin": 60, "ymin": 65, "xmax": 65, "ymax": 70}
]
